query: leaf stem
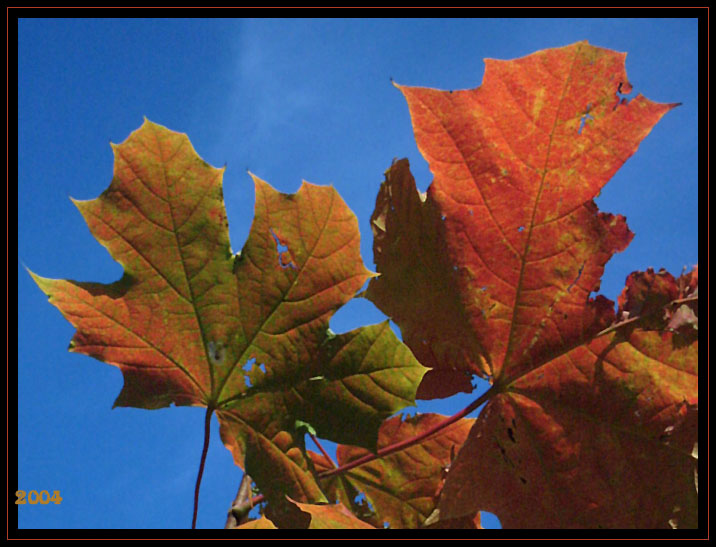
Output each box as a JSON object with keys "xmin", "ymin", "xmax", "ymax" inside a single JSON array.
[
  {"xmin": 310, "ymin": 433, "xmax": 337, "ymax": 468},
  {"xmin": 192, "ymin": 406, "xmax": 214, "ymax": 529},
  {"xmin": 594, "ymin": 294, "xmax": 699, "ymax": 339},
  {"xmin": 671, "ymin": 294, "xmax": 699, "ymax": 305},
  {"xmin": 319, "ymin": 384, "xmax": 497, "ymax": 479},
  {"xmin": 593, "ymin": 314, "xmax": 643, "ymax": 339}
]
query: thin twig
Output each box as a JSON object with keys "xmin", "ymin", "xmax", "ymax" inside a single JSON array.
[{"xmin": 192, "ymin": 406, "xmax": 213, "ymax": 529}]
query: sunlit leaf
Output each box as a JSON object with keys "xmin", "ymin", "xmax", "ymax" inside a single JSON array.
[
  {"xmin": 30, "ymin": 119, "xmax": 427, "ymax": 506},
  {"xmin": 367, "ymin": 41, "xmax": 697, "ymax": 528}
]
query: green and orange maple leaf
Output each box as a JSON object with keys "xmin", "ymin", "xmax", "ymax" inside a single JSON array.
[{"xmin": 29, "ymin": 119, "xmax": 427, "ymax": 509}]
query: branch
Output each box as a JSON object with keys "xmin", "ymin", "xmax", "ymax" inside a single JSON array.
[
  {"xmin": 225, "ymin": 473, "xmax": 254, "ymax": 529},
  {"xmin": 231, "ymin": 493, "xmax": 265, "ymax": 522}
]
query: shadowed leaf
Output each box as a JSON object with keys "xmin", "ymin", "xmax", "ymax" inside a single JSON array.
[
  {"xmin": 439, "ymin": 327, "xmax": 697, "ymax": 528},
  {"xmin": 313, "ymin": 413, "xmax": 474, "ymax": 529}
]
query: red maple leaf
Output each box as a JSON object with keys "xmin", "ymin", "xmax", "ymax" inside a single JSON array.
[{"xmin": 367, "ymin": 41, "xmax": 696, "ymax": 528}]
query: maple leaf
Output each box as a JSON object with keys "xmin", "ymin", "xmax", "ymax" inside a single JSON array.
[
  {"xmin": 286, "ymin": 498, "xmax": 377, "ymax": 529},
  {"xmin": 236, "ymin": 498, "xmax": 376, "ymax": 529},
  {"xmin": 311, "ymin": 413, "xmax": 475, "ymax": 529},
  {"xmin": 367, "ymin": 42, "xmax": 697, "ymax": 528},
  {"xmin": 29, "ymin": 119, "xmax": 427, "ymax": 507},
  {"xmin": 234, "ymin": 516, "xmax": 278, "ymax": 529}
]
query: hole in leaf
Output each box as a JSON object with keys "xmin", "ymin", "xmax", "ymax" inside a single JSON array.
[
  {"xmin": 578, "ymin": 114, "xmax": 593, "ymax": 134},
  {"xmin": 243, "ymin": 357, "xmax": 257, "ymax": 388},
  {"xmin": 578, "ymin": 103, "xmax": 594, "ymax": 134},
  {"xmin": 613, "ymin": 81, "xmax": 635, "ymax": 111},
  {"xmin": 566, "ymin": 262, "xmax": 585, "ymax": 293},
  {"xmin": 517, "ymin": 226, "xmax": 524, "ymax": 232},
  {"xmin": 479, "ymin": 511, "xmax": 501, "ymax": 529},
  {"xmin": 441, "ymin": 214, "xmax": 447, "ymax": 221},
  {"xmin": 353, "ymin": 492, "xmax": 376, "ymax": 518},
  {"xmin": 270, "ymin": 228, "xmax": 297, "ymax": 269}
]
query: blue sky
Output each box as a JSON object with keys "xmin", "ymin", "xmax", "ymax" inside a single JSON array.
[{"xmin": 17, "ymin": 18, "xmax": 698, "ymax": 530}]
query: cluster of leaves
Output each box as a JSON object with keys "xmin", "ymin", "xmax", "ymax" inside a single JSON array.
[{"xmin": 29, "ymin": 41, "xmax": 697, "ymax": 529}]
